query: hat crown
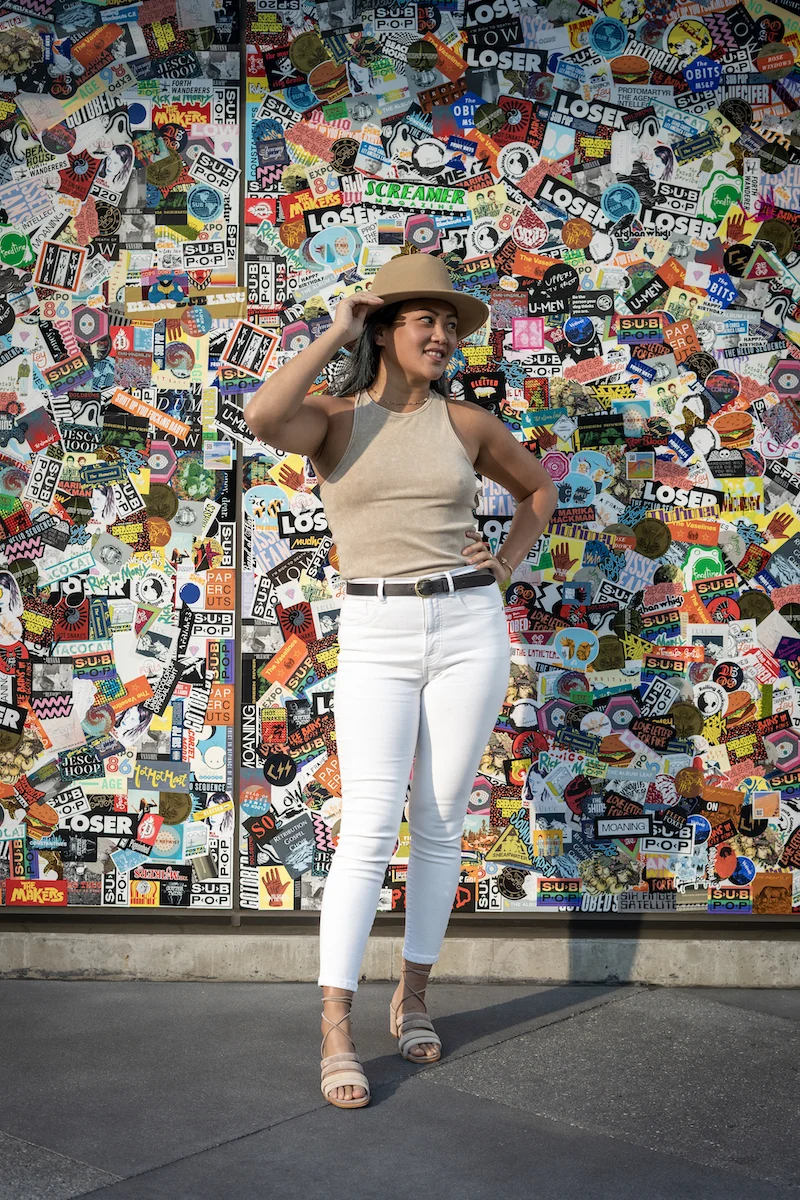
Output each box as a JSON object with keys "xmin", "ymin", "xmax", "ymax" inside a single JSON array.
[{"xmin": 370, "ymin": 253, "xmax": 455, "ymax": 297}]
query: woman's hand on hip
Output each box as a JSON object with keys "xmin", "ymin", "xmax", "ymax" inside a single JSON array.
[{"xmin": 462, "ymin": 528, "xmax": 507, "ymax": 583}]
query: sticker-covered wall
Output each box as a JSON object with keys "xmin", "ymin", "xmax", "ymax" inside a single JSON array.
[
  {"xmin": 240, "ymin": 0, "xmax": 800, "ymax": 919},
  {"xmin": 0, "ymin": 0, "xmax": 241, "ymax": 907}
]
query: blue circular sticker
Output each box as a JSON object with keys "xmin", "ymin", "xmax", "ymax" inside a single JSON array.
[
  {"xmin": 729, "ymin": 856, "xmax": 756, "ymax": 886},
  {"xmin": 563, "ymin": 315, "xmax": 596, "ymax": 346},
  {"xmin": 687, "ymin": 814, "xmax": 711, "ymax": 845},
  {"xmin": 588, "ymin": 17, "xmax": 628, "ymax": 58},
  {"xmin": 187, "ymin": 185, "xmax": 224, "ymax": 222},
  {"xmin": 284, "ymin": 84, "xmax": 318, "ymax": 112},
  {"xmin": 601, "ymin": 183, "xmax": 641, "ymax": 221}
]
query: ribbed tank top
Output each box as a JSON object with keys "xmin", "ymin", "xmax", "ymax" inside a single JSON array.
[{"xmin": 317, "ymin": 389, "xmax": 482, "ymax": 581}]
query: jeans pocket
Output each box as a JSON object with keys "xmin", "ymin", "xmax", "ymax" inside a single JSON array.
[
  {"xmin": 338, "ymin": 595, "xmax": 385, "ymax": 629},
  {"xmin": 456, "ymin": 582, "xmax": 503, "ymax": 615}
]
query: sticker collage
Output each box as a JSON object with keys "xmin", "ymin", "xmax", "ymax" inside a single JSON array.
[
  {"xmin": 0, "ymin": 0, "xmax": 240, "ymax": 907},
  {"xmin": 5, "ymin": 0, "xmax": 800, "ymax": 916}
]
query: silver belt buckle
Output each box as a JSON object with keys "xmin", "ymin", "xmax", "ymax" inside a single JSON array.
[{"xmin": 414, "ymin": 576, "xmax": 435, "ymax": 597}]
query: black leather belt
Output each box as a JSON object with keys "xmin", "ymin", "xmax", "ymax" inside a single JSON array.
[{"xmin": 346, "ymin": 570, "xmax": 496, "ymax": 597}]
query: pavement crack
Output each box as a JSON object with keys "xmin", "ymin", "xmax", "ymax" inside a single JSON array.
[
  {"xmin": 0, "ymin": 1127, "xmax": 121, "ymax": 1185},
  {"xmin": 70, "ymin": 1097, "xmax": 375, "ymax": 1198}
]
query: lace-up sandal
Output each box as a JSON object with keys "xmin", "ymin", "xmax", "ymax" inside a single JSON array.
[
  {"xmin": 320, "ymin": 994, "xmax": 371, "ymax": 1109},
  {"xmin": 389, "ymin": 963, "xmax": 442, "ymax": 1063}
]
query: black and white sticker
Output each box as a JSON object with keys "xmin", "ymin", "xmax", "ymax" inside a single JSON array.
[
  {"xmin": 189, "ymin": 150, "xmax": 241, "ymax": 195},
  {"xmin": 221, "ymin": 320, "xmax": 279, "ymax": 379},
  {"xmin": 34, "ymin": 241, "xmax": 86, "ymax": 293},
  {"xmin": 182, "ymin": 240, "xmax": 228, "ymax": 269},
  {"xmin": 111, "ymin": 474, "xmax": 146, "ymax": 520},
  {"xmin": 24, "ymin": 453, "xmax": 63, "ymax": 507}
]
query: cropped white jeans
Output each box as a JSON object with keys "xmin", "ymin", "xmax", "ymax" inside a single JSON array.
[{"xmin": 317, "ymin": 564, "xmax": 512, "ymax": 992}]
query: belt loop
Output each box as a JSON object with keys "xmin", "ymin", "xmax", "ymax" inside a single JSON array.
[
  {"xmin": 446, "ymin": 570, "xmax": 455, "ymax": 592},
  {"xmin": 377, "ymin": 577, "xmax": 385, "ymax": 601}
]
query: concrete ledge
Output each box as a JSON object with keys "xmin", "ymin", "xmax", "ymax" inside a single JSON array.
[{"xmin": 1, "ymin": 931, "xmax": 799, "ymax": 986}]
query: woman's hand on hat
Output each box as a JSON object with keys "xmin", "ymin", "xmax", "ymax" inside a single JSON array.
[
  {"xmin": 331, "ymin": 292, "xmax": 386, "ymax": 344},
  {"xmin": 462, "ymin": 528, "xmax": 506, "ymax": 583}
]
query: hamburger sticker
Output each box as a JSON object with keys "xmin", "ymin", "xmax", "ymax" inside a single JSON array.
[
  {"xmin": 608, "ymin": 55, "xmax": 650, "ymax": 85},
  {"xmin": 709, "ymin": 411, "xmax": 754, "ymax": 453}
]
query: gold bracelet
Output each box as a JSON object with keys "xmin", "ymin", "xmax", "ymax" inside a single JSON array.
[{"xmin": 498, "ymin": 552, "xmax": 514, "ymax": 575}]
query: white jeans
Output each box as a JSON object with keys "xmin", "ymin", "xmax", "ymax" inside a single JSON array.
[{"xmin": 317, "ymin": 564, "xmax": 512, "ymax": 992}]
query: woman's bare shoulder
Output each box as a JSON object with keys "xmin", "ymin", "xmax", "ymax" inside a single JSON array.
[
  {"xmin": 307, "ymin": 392, "xmax": 356, "ymax": 413},
  {"xmin": 445, "ymin": 395, "xmax": 494, "ymax": 424}
]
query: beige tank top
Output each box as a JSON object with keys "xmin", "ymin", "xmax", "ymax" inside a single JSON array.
[{"xmin": 317, "ymin": 389, "xmax": 482, "ymax": 581}]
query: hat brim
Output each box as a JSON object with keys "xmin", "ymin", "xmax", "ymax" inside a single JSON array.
[{"xmin": 369, "ymin": 287, "xmax": 489, "ymax": 339}]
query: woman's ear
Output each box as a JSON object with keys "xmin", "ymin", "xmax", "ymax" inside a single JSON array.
[{"xmin": 374, "ymin": 323, "xmax": 386, "ymax": 346}]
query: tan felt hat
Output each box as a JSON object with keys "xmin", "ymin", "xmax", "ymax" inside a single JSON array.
[{"xmin": 367, "ymin": 253, "xmax": 489, "ymax": 338}]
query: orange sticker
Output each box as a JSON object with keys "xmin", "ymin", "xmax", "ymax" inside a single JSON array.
[
  {"xmin": 205, "ymin": 569, "xmax": 235, "ymax": 611},
  {"xmin": 206, "ymin": 683, "xmax": 234, "ymax": 725}
]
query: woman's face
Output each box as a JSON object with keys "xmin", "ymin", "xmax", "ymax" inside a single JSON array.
[{"xmin": 375, "ymin": 300, "xmax": 459, "ymax": 382}]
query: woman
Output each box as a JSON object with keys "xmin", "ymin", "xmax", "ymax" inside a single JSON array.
[{"xmin": 243, "ymin": 254, "xmax": 558, "ymax": 1110}]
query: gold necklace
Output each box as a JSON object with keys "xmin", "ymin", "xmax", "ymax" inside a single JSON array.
[{"xmin": 367, "ymin": 388, "xmax": 430, "ymax": 409}]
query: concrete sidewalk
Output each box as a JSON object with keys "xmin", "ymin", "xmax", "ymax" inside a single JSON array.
[{"xmin": 1, "ymin": 979, "xmax": 798, "ymax": 1200}]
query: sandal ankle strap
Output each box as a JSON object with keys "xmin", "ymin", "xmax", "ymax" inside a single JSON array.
[
  {"xmin": 396, "ymin": 963, "xmax": 434, "ymax": 1007},
  {"xmin": 320, "ymin": 994, "xmax": 355, "ymax": 1057}
]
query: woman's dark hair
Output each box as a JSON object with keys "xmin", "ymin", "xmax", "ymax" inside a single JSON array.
[{"xmin": 329, "ymin": 299, "xmax": 451, "ymax": 398}]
